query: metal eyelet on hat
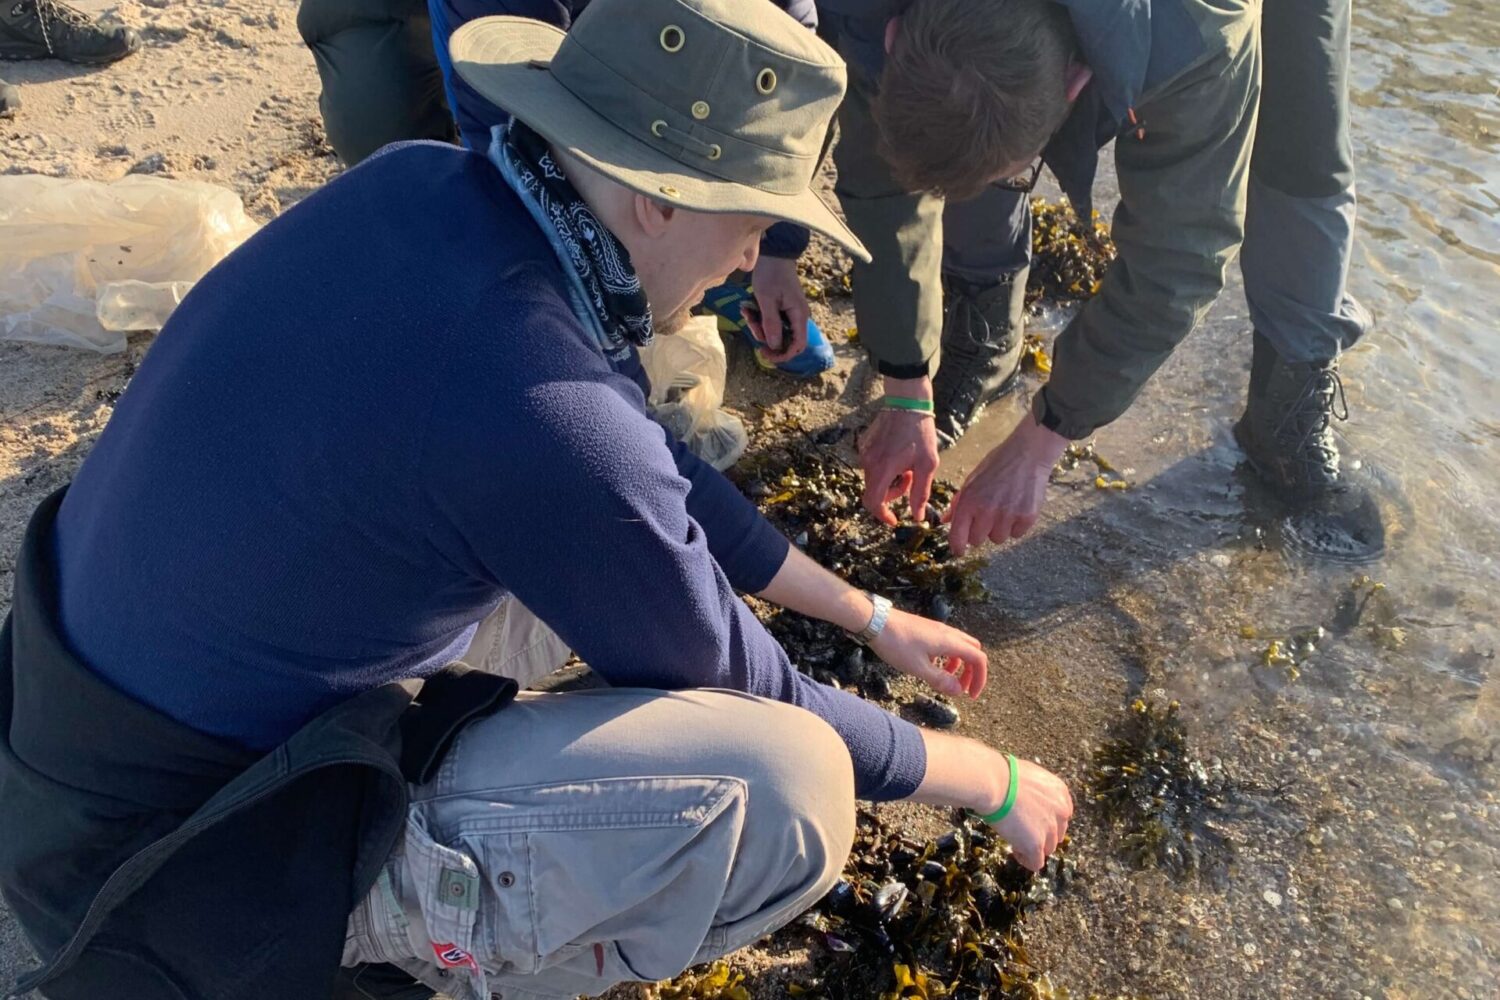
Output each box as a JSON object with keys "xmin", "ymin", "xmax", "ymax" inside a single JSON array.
[
  {"xmin": 691, "ymin": 101, "xmax": 710, "ymax": 120},
  {"xmin": 659, "ymin": 185, "xmax": 681, "ymax": 199},
  {"xmin": 651, "ymin": 119, "xmax": 667, "ymax": 138},
  {"xmin": 756, "ymin": 68, "xmax": 777, "ymax": 95},
  {"xmin": 659, "ymin": 25, "xmax": 684, "ymax": 52},
  {"xmin": 707, "ymin": 144, "xmax": 722, "ymax": 160}
]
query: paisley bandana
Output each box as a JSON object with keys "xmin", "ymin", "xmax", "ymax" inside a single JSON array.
[{"xmin": 494, "ymin": 121, "xmax": 654, "ymax": 353}]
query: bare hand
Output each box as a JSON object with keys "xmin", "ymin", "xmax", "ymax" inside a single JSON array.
[
  {"xmin": 747, "ymin": 255, "xmax": 812, "ymax": 362},
  {"xmin": 986, "ymin": 757, "xmax": 1073, "ymax": 872},
  {"xmin": 859, "ymin": 378, "xmax": 940, "ymax": 525},
  {"xmin": 868, "ymin": 608, "xmax": 987, "ymax": 699},
  {"xmin": 944, "ymin": 415, "xmax": 1069, "ymax": 555}
]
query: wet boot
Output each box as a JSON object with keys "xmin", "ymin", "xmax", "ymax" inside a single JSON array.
[
  {"xmin": 0, "ymin": 0, "xmax": 140, "ymax": 65},
  {"xmin": 0, "ymin": 77, "xmax": 17, "ymax": 117},
  {"xmin": 1233, "ymin": 330, "xmax": 1360, "ymax": 503},
  {"xmin": 932, "ymin": 267, "xmax": 1028, "ymax": 448}
]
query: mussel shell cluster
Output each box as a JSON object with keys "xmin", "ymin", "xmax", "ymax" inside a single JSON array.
[
  {"xmin": 1025, "ymin": 198, "xmax": 1117, "ymax": 310},
  {"xmin": 791, "ymin": 811, "xmax": 1076, "ymax": 1000},
  {"xmin": 1088, "ymin": 697, "xmax": 1231, "ymax": 873}
]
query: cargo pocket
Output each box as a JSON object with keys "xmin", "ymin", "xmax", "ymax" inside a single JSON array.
[{"xmin": 437, "ymin": 773, "xmax": 747, "ymax": 994}]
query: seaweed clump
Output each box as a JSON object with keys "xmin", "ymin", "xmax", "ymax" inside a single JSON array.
[
  {"xmin": 1088, "ymin": 697, "xmax": 1230, "ymax": 873},
  {"xmin": 644, "ymin": 961, "xmax": 752, "ymax": 1000},
  {"xmin": 1025, "ymin": 199, "xmax": 1117, "ymax": 309},
  {"xmin": 734, "ymin": 440, "xmax": 986, "ymax": 702},
  {"xmin": 1240, "ymin": 574, "xmax": 1411, "ymax": 680},
  {"xmin": 791, "ymin": 811, "xmax": 1079, "ymax": 1000},
  {"xmin": 797, "ymin": 247, "xmax": 854, "ymax": 303},
  {"xmin": 1331, "ymin": 575, "xmax": 1408, "ymax": 650},
  {"xmin": 1051, "ymin": 443, "xmax": 1130, "ymax": 491}
]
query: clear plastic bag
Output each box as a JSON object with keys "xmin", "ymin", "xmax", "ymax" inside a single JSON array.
[
  {"xmin": 638, "ymin": 315, "xmax": 749, "ymax": 471},
  {"xmin": 0, "ymin": 174, "xmax": 259, "ymax": 353}
]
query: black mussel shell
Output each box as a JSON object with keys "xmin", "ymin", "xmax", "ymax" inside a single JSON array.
[
  {"xmin": 823, "ymin": 879, "xmax": 857, "ymax": 917},
  {"xmin": 919, "ymin": 859, "xmax": 949, "ymax": 882},
  {"xmin": 872, "ymin": 880, "xmax": 909, "ymax": 922},
  {"xmin": 934, "ymin": 830, "xmax": 964, "ymax": 857},
  {"xmin": 908, "ymin": 695, "xmax": 961, "ymax": 730}
]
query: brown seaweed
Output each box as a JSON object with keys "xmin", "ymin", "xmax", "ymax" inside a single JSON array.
[
  {"xmin": 1024, "ymin": 199, "xmax": 1117, "ymax": 310},
  {"xmin": 1052, "ymin": 443, "xmax": 1130, "ymax": 491},
  {"xmin": 1088, "ymin": 698, "xmax": 1230, "ymax": 873},
  {"xmin": 644, "ymin": 961, "xmax": 752, "ymax": 1000},
  {"xmin": 733, "ymin": 439, "xmax": 987, "ymax": 702},
  {"xmin": 788, "ymin": 810, "xmax": 1079, "ymax": 1000},
  {"xmin": 1243, "ymin": 575, "xmax": 1411, "ymax": 680}
]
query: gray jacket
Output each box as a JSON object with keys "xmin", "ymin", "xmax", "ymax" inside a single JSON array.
[{"xmin": 821, "ymin": 0, "xmax": 1261, "ymax": 438}]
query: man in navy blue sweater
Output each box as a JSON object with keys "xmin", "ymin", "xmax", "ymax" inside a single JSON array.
[{"xmin": 42, "ymin": 0, "xmax": 1072, "ymax": 994}]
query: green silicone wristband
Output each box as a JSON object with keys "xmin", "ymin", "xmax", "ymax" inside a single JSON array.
[
  {"xmin": 972, "ymin": 753, "xmax": 1020, "ymax": 825},
  {"xmin": 884, "ymin": 395, "xmax": 935, "ymax": 413}
]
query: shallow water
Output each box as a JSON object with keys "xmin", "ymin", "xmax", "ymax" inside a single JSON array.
[{"xmin": 939, "ymin": 2, "xmax": 1497, "ymax": 995}]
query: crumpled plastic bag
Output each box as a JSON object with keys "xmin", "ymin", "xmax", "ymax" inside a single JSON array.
[
  {"xmin": 639, "ymin": 315, "xmax": 749, "ymax": 471},
  {"xmin": 0, "ymin": 174, "xmax": 259, "ymax": 353}
]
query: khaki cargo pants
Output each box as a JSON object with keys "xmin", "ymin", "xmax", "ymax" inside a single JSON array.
[{"xmin": 342, "ymin": 603, "xmax": 856, "ymax": 1000}]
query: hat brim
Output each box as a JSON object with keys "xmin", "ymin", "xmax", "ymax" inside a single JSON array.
[{"xmin": 449, "ymin": 16, "xmax": 871, "ymax": 263}]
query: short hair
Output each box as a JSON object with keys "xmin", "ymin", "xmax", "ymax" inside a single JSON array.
[{"xmin": 872, "ymin": 0, "xmax": 1076, "ymax": 201}]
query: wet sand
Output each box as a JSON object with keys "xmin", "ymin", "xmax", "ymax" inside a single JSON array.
[{"xmin": 2, "ymin": 2, "xmax": 1495, "ymax": 998}]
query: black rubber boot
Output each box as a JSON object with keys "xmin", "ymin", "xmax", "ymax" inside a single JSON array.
[
  {"xmin": 932, "ymin": 267, "xmax": 1029, "ymax": 448},
  {"xmin": 0, "ymin": 0, "xmax": 140, "ymax": 65},
  {"xmin": 1233, "ymin": 330, "xmax": 1361, "ymax": 503},
  {"xmin": 0, "ymin": 77, "xmax": 18, "ymax": 117}
]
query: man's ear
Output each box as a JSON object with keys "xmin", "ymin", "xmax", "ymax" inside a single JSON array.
[
  {"xmin": 884, "ymin": 15, "xmax": 901, "ymax": 54},
  {"xmin": 633, "ymin": 193, "xmax": 675, "ymax": 238},
  {"xmin": 1064, "ymin": 61, "xmax": 1093, "ymax": 103}
]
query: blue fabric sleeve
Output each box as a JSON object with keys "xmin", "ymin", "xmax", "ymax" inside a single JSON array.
[
  {"xmin": 760, "ymin": 222, "xmax": 811, "ymax": 259},
  {"xmin": 666, "ymin": 436, "xmax": 791, "ymax": 594},
  {"xmin": 421, "ymin": 287, "xmax": 926, "ymax": 799}
]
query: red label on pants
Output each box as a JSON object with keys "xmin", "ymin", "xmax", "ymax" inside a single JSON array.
[{"xmin": 431, "ymin": 941, "xmax": 479, "ymax": 971}]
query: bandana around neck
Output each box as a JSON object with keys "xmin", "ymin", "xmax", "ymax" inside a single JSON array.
[{"xmin": 493, "ymin": 121, "xmax": 654, "ymax": 353}]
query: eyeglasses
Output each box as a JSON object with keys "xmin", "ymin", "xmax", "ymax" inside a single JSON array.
[{"xmin": 992, "ymin": 159, "xmax": 1044, "ymax": 194}]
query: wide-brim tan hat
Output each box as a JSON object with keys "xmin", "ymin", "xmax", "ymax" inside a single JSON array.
[{"xmin": 449, "ymin": 0, "xmax": 870, "ymax": 263}]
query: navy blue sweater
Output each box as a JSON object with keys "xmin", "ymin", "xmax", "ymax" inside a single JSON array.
[{"xmin": 52, "ymin": 143, "xmax": 925, "ymax": 801}]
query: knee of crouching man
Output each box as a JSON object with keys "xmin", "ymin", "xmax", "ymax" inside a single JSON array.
[{"xmin": 754, "ymin": 705, "xmax": 857, "ymax": 890}]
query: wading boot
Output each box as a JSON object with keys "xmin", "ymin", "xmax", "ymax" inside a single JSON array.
[
  {"xmin": 0, "ymin": 77, "xmax": 17, "ymax": 118},
  {"xmin": 932, "ymin": 267, "xmax": 1028, "ymax": 448},
  {"xmin": 0, "ymin": 0, "xmax": 139, "ymax": 65},
  {"xmin": 1234, "ymin": 331, "xmax": 1362, "ymax": 503}
]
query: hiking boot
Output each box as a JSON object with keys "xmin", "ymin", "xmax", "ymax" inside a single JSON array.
[
  {"xmin": 932, "ymin": 268, "xmax": 1028, "ymax": 447},
  {"xmin": 1233, "ymin": 330, "xmax": 1359, "ymax": 503},
  {"xmin": 0, "ymin": 0, "xmax": 140, "ymax": 65},
  {"xmin": 0, "ymin": 77, "xmax": 17, "ymax": 118}
]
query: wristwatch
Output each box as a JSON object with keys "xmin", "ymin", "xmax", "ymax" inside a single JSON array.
[{"xmin": 848, "ymin": 592, "xmax": 892, "ymax": 647}]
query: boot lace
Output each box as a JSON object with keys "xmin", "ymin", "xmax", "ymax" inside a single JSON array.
[
  {"xmin": 1274, "ymin": 366, "xmax": 1349, "ymax": 472},
  {"xmin": 15, "ymin": 0, "xmax": 94, "ymax": 55},
  {"xmin": 937, "ymin": 292, "xmax": 995, "ymax": 413}
]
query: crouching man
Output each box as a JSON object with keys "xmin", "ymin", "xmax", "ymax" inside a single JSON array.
[{"xmin": 0, "ymin": 1, "xmax": 1071, "ymax": 998}]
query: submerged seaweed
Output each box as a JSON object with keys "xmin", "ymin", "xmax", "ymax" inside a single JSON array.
[
  {"xmin": 1088, "ymin": 698, "xmax": 1230, "ymax": 873},
  {"xmin": 1242, "ymin": 575, "xmax": 1412, "ymax": 680},
  {"xmin": 1052, "ymin": 443, "xmax": 1131, "ymax": 491}
]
